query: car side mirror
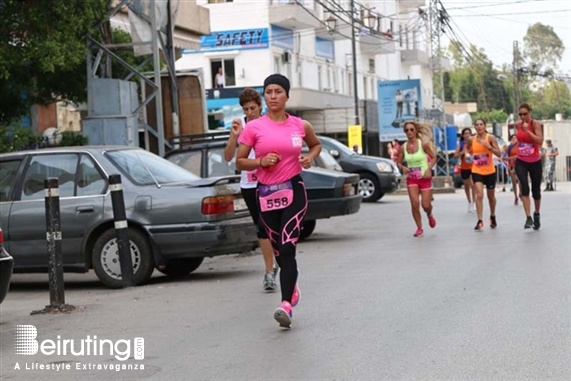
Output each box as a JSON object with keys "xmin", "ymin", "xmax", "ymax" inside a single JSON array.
[{"xmin": 329, "ymin": 150, "xmax": 340, "ymax": 159}]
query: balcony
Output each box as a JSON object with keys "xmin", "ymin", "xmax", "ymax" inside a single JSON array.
[
  {"xmin": 315, "ymin": 20, "xmax": 351, "ymax": 41},
  {"xmin": 358, "ymin": 31, "xmax": 397, "ymax": 55},
  {"xmin": 269, "ymin": 0, "xmax": 322, "ymax": 30},
  {"xmin": 287, "ymin": 88, "xmax": 352, "ymax": 110},
  {"xmin": 432, "ymin": 56, "xmax": 452, "ymax": 72},
  {"xmin": 400, "ymin": 48, "xmax": 430, "ymax": 66},
  {"xmin": 398, "ymin": 0, "xmax": 426, "ymax": 10}
]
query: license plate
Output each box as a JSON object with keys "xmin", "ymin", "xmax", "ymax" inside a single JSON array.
[{"xmin": 233, "ymin": 198, "xmax": 247, "ymax": 211}]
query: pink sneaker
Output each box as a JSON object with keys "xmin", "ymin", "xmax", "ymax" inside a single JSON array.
[
  {"xmin": 291, "ymin": 270, "xmax": 300, "ymax": 307},
  {"xmin": 413, "ymin": 228, "xmax": 423, "ymax": 237},
  {"xmin": 274, "ymin": 301, "xmax": 292, "ymax": 328},
  {"xmin": 428, "ymin": 215, "xmax": 436, "ymax": 228}
]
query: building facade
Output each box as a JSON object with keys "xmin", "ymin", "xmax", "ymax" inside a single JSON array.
[{"xmin": 176, "ymin": 0, "xmax": 441, "ymax": 155}]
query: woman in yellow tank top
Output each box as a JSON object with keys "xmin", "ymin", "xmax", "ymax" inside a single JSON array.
[
  {"xmin": 396, "ymin": 121, "xmax": 437, "ymax": 237},
  {"xmin": 471, "ymin": 118, "xmax": 502, "ymax": 231}
]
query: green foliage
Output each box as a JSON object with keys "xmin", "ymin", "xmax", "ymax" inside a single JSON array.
[
  {"xmin": 472, "ymin": 109, "xmax": 508, "ymax": 124},
  {"xmin": 523, "ymin": 23, "xmax": 565, "ymax": 71},
  {"xmin": 0, "ymin": 0, "xmax": 110, "ymax": 123},
  {"xmin": 0, "ymin": 124, "xmax": 89, "ymax": 153}
]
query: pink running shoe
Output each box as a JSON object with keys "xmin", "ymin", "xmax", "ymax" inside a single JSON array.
[
  {"xmin": 428, "ymin": 215, "xmax": 436, "ymax": 228},
  {"xmin": 291, "ymin": 269, "xmax": 300, "ymax": 307},
  {"xmin": 274, "ymin": 301, "xmax": 292, "ymax": 328},
  {"xmin": 413, "ymin": 228, "xmax": 423, "ymax": 237}
]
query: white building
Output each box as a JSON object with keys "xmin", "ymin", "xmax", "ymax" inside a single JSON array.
[{"xmin": 176, "ymin": 0, "xmax": 443, "ymax": 155}]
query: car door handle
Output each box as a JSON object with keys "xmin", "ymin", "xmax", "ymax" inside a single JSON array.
[{"xmin": 76, "ymin": 206, "xmax": 94, "ymax": 214}]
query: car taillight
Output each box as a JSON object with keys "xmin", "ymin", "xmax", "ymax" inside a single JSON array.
[
  {"xmin": 0, "ymin": 229, "xmax": 4, "ymax": 248},
  {"xmin": 201, "ymin": 195, "xmax": 235, "ymax": 215},
  {"xmin": 343, "ymin": 183, "xmax": 356, "ymax": 197}
]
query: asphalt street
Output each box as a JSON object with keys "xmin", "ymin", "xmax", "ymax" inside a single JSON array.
[{"xmin": 1, "ymin": 183, "xmax": 570, "ymax": 380}]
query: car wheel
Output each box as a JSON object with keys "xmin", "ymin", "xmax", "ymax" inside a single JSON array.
[
  {"xmin": 158, "ymin": 258, "xmax": 204, "ymax": 277},
  {"xmin": 358, "ymin": 173, "xmax": 382, "ymax": 202},
  {"xmin": 299, "ymin": 220, "xmax": 316, "ymax": 241},
  {"xmin": 92, "ymin": 227, "xmax": 154, "ymax": 289}
]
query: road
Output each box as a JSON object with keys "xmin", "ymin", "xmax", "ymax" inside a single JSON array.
[{"xmin": 1, "ymin": 184, "xmax": 570, "ymax": 380}]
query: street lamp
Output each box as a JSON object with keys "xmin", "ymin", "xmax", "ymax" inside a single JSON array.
[
  {"xmin": 363, "ymin": 11, "xmax": 376, "ymax": 29},
  {"xmin": 326, "ymin": 15, "xmax": 337, "ymax": 34}
]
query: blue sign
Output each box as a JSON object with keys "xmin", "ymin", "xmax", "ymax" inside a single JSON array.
[
  {"xmin": 183, "ymin": 28, "xmax": 269, "ymax": 53},
  {"xmin": 315, "ymin": 37, "xmax": 334, "ymax": 61},
  {"xmin": 271, "ymin": 25, "xmax": 294, "ymax": 50},
  {"xmin": 377, "ymin": 79, "xmax": 422, "ymax": 142},
  {"xmin": 206, "ymin": 86, "xmax": 267, "ymax": 130}
]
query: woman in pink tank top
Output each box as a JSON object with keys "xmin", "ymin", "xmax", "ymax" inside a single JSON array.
[
  {"xmin": 514, "ymin": 103, "xmax": 544, "ymax": 230},
  {"xmin": 236, "ymin": 74, "xmax": 322, "ymax": 328}
]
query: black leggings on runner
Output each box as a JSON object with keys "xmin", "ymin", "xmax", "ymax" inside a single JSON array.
[
  {"xmin": 257, "ymin": 175, "xmax": 308, "ymax": 303},
  {"xmin": 241, "ymin": 187, "xmax": 268, "ymax": 239},
  {"xmin": 515, "ymin": 159, "xmax": 542, "ymax": 200}
]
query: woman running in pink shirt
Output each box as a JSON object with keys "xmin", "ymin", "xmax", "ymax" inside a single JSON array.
[{"xmin": 237, "ymin": 74, "xmax": 322, "ymax": 328}]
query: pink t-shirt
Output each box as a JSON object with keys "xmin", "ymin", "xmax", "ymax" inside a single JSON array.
[{"xmin": 238, "ymin": 114, "xmax": 305, "ymax": 185}]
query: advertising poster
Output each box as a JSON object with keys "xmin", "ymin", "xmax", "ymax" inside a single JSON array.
[
  {"xmin": 377, "ymin": 79, "xmax": 422, "ymax": 142},
  {"xmin": 206, "ymin": 87, "xmax": 267, "ymax": 130},
  {"xmin": 347, "ymin": 125, "xmax": 362, "ymax": 153}
]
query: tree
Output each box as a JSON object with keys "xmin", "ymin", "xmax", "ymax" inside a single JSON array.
[
  {"xmin": 522, "ymin": 23, "xmax": 565, "ymax": 71},
  {"xmin": 0, "ymin": 0, "xmax": 110, "ymax": 124}
]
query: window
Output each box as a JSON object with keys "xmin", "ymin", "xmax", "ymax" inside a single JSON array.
[
  {"xmin": 106, "ymin": 149, "xmax": 199, "ymax": 186},
  {"xmin": 166, "ymin": 150, "xmax": 202, "ymax": 176},
  {"xmin": 211, "ymin": 59, "xmax": 236, "ymax": 88},
  {"xmin": 0, "ymin": 160, "xmax": 21, "ymax": 202},
  {"xmin": 77, "ymin": 155, "xmax": 106, "ymax": 197},
  {"xmin": 208, "ymin": 0, "xmax": 233, "ymax": 3},
  {"xmin": 369, "ymin": 58, "xmax": 375, "ymax": 73},
  {"xmin": 208, "ymin": 148, "xmax": 236, "ymax": 177},
  {"xmin": 22, "ymin": 154, "xmax": 79, "ymax": 200}
]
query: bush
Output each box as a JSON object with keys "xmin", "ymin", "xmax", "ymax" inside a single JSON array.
[{"xmin": 0, "ymin": 124, "xmax": 88, "ymax": 153}]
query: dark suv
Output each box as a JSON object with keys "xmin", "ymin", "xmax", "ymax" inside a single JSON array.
[
  {"xmin": 165, "ymin": 132, "xmax": 362, "ymax": 240},
  {"xmin": 318, "ymin": 136, "xmax": 399, "ymax": 202}
]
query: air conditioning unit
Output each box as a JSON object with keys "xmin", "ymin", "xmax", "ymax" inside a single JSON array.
[{"xmin": 283, "ymin": 51, "xmax": 292, "ymax": 63}]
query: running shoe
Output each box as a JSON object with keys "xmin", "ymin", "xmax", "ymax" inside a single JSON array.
[
  {"xmin": 524, "ymin": 216, "xmax": 533, "ymax": 229},
  {"xmin": 263, "ymin": 272, "xmax": 276, "ymax": 292},
  {"xmin": 474, "ymin": 220, "xmax": 484, "ymax": 232},
  {"xmin": 291, "ymin": 270, "xmax": 300, "ymax": 307},
  {"xmin": 533, "ymin": 213, "xmax": 541, "ymax": 230},
  {"xmin": 428, "ymin": 214, "xmax": 437, "ymax": 228},
  {"xmin": 413, "ymin": 228, "xmax": 423, "ymax": 237},
  {"xmin": 467, "ymin": 203, "xmax": 472, "ymax": 213},
  {"xmin": 274, "ymin": 301, "xmax": 292, "ymax": 328},
  {"xmin": 490, "ymin": 215, "xmax": 497, "ymax": 229}
]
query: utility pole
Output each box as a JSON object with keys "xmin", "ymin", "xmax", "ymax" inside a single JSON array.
[
  {"xmin": 513, "ymin": 40, "xmax": 521, "ymax": 112},
  {"xmin": 350, "ymin": 0, "xmax": 360, "ymax": 126},
  {"xmin": 166, "ymin": 0, "xmax": 181, "ymax": 145},
  {"xmin": 429, "ymin": 0, "xmax": 449, "ymax": 178}
]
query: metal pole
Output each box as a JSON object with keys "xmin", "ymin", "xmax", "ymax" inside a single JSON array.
[
  {"xmin": 350, "ymin": 0, "xmax": 360, "ymax": 126},
  {"xmin": 166, "ymin": 0, "xmax": 181, "ymax": 145},
  {"xmin": 513, "ymin": 41, "xmax": 520, "ymax": 111},
  {"xmin": 109, "ymin": 174, "xmax": 134, "ymax": 288},
  {"xmin": 151, "ymin": 0, "xmax": 166, "ymax": 157},
  {"xmin": 44, "ymin": 178, "xmax": 65, "ymax": 306}
]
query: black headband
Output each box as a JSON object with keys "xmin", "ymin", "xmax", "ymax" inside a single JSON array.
[{"xmin": 263, "ymin": 74, "xmax": 290, "ymax": 98}]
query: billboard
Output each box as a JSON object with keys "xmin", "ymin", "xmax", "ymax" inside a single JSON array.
[
  {"xmin": 377, "ymin": 79, "xmax": 422, "ymax": 142},
  {"xmin": 183, "ymin": 28, "xmax": 269, "ymax": 54},
  {"xmin": 206, "ymin": 87, "xmax": 267, "ymax": 130}
]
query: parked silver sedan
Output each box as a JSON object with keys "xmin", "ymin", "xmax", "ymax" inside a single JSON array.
[{"xmin": 0, "ymin": 146, "xmax": 258, "ymax": 288}]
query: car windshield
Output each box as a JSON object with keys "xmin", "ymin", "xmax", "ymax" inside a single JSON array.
[
  {"xmin": 106, "ymin": 149, "xmax": 200, "ymax": 185},
  {"xmin": 322, "ymin": 138, "xmax": 356, "ymax": 156},
  {"xmin": 319, "ymin": 150, "xmax": 341, "ymax": 168}
]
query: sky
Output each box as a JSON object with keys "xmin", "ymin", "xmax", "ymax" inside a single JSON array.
[{"xmin": 439, "ymin": 0, "xmax": 571, "ymax": 75}]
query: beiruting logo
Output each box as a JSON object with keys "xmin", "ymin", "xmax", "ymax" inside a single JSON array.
[{"xmin": 14, "ymin": 325, "xmax": 144, "ymax": 361}]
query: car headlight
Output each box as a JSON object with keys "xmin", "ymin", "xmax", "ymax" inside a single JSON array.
[{"xmin": 376, "ymin": 162, "xmax": 393, "ymax": 172}]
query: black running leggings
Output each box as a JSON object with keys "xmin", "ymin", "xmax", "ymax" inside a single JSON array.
[
  {"xmin": 257, "ymin": 175, "xmax": 307, "ymax": 303},
  {"xmin": 515, "ymin": 159, "xmax": 542, "ymax": 200}
]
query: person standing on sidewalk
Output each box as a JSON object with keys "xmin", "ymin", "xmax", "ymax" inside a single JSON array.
[
  {"xmin": 236, "ymin": 74, "xmax": 322, "ymax": 328},
  {"xmin": 224, "ymin": 88, "xmax": 277, "ymax": 292},
  {"xmin": 454, "ymin": 127, "xmax": 475, "ymax": 212},
  {"xmin": 471, "ymin": 118, "xmax": 502, "ymax": 231},
  {"xmin": 514, "ymin": 103, "xmax": 544, "ymax": 229},
  {"xmin": 542, "ymin": 139, "xmax": 558, "ymax": 191},
  {"xmin": 397, "ymin": 121, "xmax": 437, "ymax": 237}
]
